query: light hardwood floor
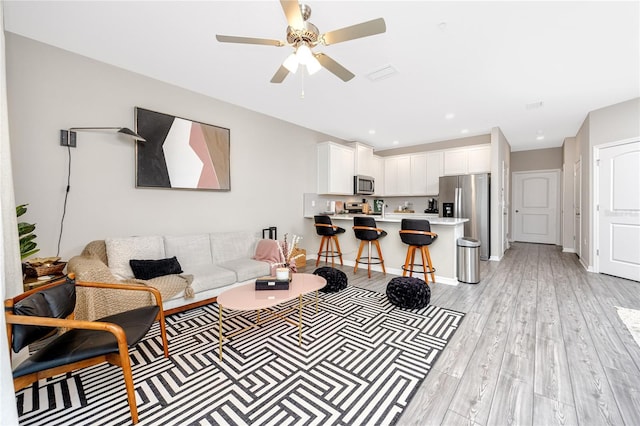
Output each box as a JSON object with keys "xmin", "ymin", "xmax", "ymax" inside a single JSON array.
[{"xmin": 302, "ymin": 242, "xmax": 640, "ymax": 426}]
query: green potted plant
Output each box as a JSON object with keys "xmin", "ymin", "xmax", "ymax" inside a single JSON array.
[{"xmin": 16, "ymin": 203, "xmax": 39, "ymax": 260}]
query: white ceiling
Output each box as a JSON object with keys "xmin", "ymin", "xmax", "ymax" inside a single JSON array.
[{"xmin": 4, "ymin": 1, "xmax": 639, "ymax": 152}]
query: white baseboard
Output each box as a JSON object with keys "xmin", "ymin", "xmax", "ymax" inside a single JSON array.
[
  {"xmin": 562, "ymin": 248, "xmax": 576, "ymax": 253},
  {"xmin": 489, "ymin": 255, "xmax": 502, "ymax": 262}
]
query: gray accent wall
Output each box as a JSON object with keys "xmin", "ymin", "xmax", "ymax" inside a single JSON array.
[
  {"xmin": 6, "ymin": 34, "xmax": 343, "ymax": 259},
  {"xmin": 511, "ymin": 148, "xmax": 563, "ymax": 172}
]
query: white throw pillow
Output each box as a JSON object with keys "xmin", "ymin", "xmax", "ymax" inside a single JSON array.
[{"xmin": 105, "ymin": 236, "xmax": 165, "ymax": 280}]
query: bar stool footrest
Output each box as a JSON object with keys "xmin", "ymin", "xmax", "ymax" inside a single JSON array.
[
  {"xmin": 402, "ymin": 264, "xmax": 436, "ymax": 274},
  {"xmin": 356, "ymin": 256, "xmax": 384, "ymax": 266}
]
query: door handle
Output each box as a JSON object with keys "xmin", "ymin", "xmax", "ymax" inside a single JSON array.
[{"xmin": 515, "ymin": 210, "xmax": 519, "ymax": 213}]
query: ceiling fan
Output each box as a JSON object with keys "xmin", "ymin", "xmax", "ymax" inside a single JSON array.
[{"xmin": 216, "ymin": 0, "xmax": 386, "ymax": 83}]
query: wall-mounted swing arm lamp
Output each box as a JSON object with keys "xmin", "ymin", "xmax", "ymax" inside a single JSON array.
[{"xmin": 60, "ymin": 127, "xmax": 146, "ymax": 147}]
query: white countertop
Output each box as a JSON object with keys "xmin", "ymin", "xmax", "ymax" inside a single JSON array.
[{"xmin": 305, "ymin": 214, "xmax": 468, "ymax": 226}]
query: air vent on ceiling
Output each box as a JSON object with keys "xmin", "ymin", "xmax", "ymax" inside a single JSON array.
[
  {"xmin": 525, "ymin": 101, "xmax": 544, "ymax": 110},
  {"xmin": 367, "ymin": 64, "xmax": 398, "ymax": 82}
]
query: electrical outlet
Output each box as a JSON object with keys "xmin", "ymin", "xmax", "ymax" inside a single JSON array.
[{"xmin": 311, "ymin": 200, "xmax": 316, "ymax": 207}]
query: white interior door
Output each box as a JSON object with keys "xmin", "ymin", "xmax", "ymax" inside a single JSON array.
[
  {"xmin": 513, "ymin": 170, "xmax": 560, "ymax": 244},
  {"xmin": 597, "ymin": 140, "xmax": 640, "ymax": 281},
  {"xmin": 574, "ymin": 159, "xmax": 582, "ymax": 258}
]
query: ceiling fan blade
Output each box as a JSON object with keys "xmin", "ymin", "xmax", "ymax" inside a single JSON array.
[
  {"xmin": 270, "ymin": 65, "xmax": 290, "ymax": 83},
  {"xmin": 280, "ymin": 0, "xmax": 304, "ymax": 29},
  {"xmin": 322, "ymin": 18, "xmax": 386, "ymax": 46},
  {"xmin": 216, "ymin": 35, "xmax": 284, "ymax": 47},
  {"xmin": 315, "ymin": 53, "xmax": 355, "ymax": 82}
]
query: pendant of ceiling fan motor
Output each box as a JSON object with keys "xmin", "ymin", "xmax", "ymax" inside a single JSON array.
[{"xmin": 286, "ymin": 4, "xmax": 319, "ymax": 46}]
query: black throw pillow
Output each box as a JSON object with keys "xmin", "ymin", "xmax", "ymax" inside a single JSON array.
[{"xmin": 129, "ymin": 257, "xmax": 183, "ymax": 280}]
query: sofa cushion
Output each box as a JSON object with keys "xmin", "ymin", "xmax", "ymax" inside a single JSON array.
[
  {"xmin": 220, "ymin": 259, "xmax": 271, "ymax": 282},
  {"xmin": 182, "ymin": 264, "xmax": 237, "ymax": 293},
  {"xmin": 129, "ymin": 257, "xmax": 183, "ymax": 280},
  {"xmin": 105, "ymin": 236, "xmax": 165, "ymax": 280},
  {"xmin": 210, "ymin": 231, "xmax": 259, "ymax": 264},
  {"xmin": 164, "ymin": 234, "xmax": 212, "ymax": 269}
]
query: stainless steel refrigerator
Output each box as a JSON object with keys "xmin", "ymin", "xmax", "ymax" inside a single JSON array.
[{"xmin": 439, "ymin": 173, "xmax": 490, "ymax": 260}]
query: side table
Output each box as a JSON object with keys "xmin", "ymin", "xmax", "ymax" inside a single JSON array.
[{"xmin": 23, "ymin": 273, "xmax": 66, "ymax": 291}]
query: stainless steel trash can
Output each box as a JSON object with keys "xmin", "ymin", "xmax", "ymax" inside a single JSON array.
[{"xmin": 457, "ymin": 237, "xmax": 481, "ymax": 284}]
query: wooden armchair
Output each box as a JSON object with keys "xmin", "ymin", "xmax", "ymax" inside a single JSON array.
[{"xmin": 5, "ymin": 274, "xmax": 169, "ymax": 424}]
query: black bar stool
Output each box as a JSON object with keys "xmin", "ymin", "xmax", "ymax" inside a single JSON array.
[
  {"xmin": 399, "ymin": 218, "xmax": 438, "ymax": 284},
  {"xmin": 314, "ymin": 215, "xmax": 345, "ymax": 267},
  {"xmin": 352, "ymin": 216, "xmax": 387, "ymax": 278}
]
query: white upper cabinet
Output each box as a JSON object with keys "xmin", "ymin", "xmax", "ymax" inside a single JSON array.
[
  {"xmin": 426, "ymin": 151, "xmax": 443, "ymax": 195},
  {"xmin": 317, "ymin": 142, "xmax": 355, "ymax": 195},
  {"xmin": 443, "ymin": 144, "xmax": 491, "ymax": 175},
  {"xmin": 443, "ymin": 149, "xmax": 468, "ymax": 175},
  {"xmin": 384, "ymin": 155, "xmax": 417, "ymax": 196},
  {"xmin": 467, "ymin": 145, "xmax": 492, "ymax": 173},
  {"xmin": 351, "ymin": 142, "xmax": 375, "ymax": 177},
  {"xmin": 410, "ymin": 153, "xmax": 428, "ymax": 195},
  {"xmin": 372, "ymin": 155, "xmax": 384, "ymax": 196}
]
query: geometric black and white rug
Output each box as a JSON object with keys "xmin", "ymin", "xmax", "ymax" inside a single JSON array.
[{"xmin": 16, "ymin": 286, "xmax": 464, "ymax": 426}]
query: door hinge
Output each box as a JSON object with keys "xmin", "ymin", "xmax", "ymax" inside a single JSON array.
[
  {"xmin": 597, "ymin": 249, "xmax": 599, "ymax": 256},
  {"xmin": 596, "ymin": 159, "xmax": 600, "ymax": 166},
  {"xmin": 597, "ymin": 204, "xmax": 599, "ymax": 211}
]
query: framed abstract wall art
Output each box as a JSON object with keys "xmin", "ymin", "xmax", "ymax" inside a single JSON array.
[{"xmin": 135, "ymin": 107, "xmax": 230, "ymax": 191}]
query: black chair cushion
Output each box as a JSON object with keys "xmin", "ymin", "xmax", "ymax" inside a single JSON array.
[
  {"xmin": 12, "ymin": 277, "xmax": 76, "ymax": 352},
  {"xmin": 400, "ymin": 219, "xmax": 437, "ymax": 246},
  {"xmin": 386, "ymin": 277, "xmax": 431, "ymax": 309},
  {"xmin": 13, "ymin": 305, "xmax": 160, "ymax": 378},
  {"xmin": 130, "ymin": 256, "xmax": 183, "ymax": 280},
  {"xmin": 314, "ymin": 215, "xmax": 345, "ymax": 236},
  {"xmin": 313, "ymin": 267, "xmax": 348, "ymax": 293},
  {"xmin": 353, "ymin": 216, "xmax": 386, "ymax": 241}
]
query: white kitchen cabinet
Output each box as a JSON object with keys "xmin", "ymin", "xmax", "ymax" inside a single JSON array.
[
  {"xmin": 410, "ymin": 153, "xmax": 428, "ymax": 195},
  {"xmin": 443, "ymin": 144, "xmax": 491, "ymax": 175},
  {"xmin": 426, "ymin": 151, "xmax": 443, "ymax": 195},
  {"xmin": 443, "ymin": 149, "xmax": 468, "ymax": 175},
  {"xmin": 467, "ymin": 145, "xmax": 491, "ymax": 173},
  {"xmin": 372, "ymin": 155, "xmax": 384, "ymax": 196},
  {"xmin": 317, "ymin": 142, "xmax": 355, "ymax": 195},
  {"xmin": 351, "ymin": 142, "xmax": 374, "ymax": 176},
  {"xmin": 384, "ymin": 155, "xmax": 412, "ymax": 196}
]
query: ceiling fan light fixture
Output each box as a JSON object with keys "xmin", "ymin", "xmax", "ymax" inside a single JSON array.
[
  {"xmin": 306, "ymin": 55, "xmax": 322, "ymax": 75},
  {"xmin": 296, "ymin": 43, "xmax": 313, "ymax": 65},
  {"xmin": 283, "ymin": 53, "xmax": 299, "ymax": 73}
]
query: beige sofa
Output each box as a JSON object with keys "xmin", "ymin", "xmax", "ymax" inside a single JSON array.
[{"xmin": 68, "ymin": 231, "xmax": 272, "ymax": 320}]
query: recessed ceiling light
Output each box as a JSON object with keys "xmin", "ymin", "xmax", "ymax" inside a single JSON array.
[
  {"xmin": 368, "ymin": 129, "xmax": 376, "ymax": 135},
  {"xmin": 392, "ymin": 140, "xmax": 399, "ymax": 145},
  {"xmin": 536, "ymin": 135, "xmax": 545, "ymax": 140},
  {"xmin": 438, "ymin": 22, "xmax": 448, "ymax": 30},
  {"xmin": 445, "ymin": 113, "xmax": 455, "ymax": 120},
  {"xmin": 461, "ymin": 129, "xmax": 469, "ymax": 134}
]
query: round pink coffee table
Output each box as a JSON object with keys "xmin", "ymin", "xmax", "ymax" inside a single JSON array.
[{"xmin": 216, "ymin": 273, "xmax": 326, "ymax": 361}]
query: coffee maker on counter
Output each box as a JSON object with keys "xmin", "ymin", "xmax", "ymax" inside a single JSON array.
[{"xmin": 424, "ymin": 198, "xmax": 438, "ymax": 214}]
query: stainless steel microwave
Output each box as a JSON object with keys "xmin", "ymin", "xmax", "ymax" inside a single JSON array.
[{"xmin": 354, "ymin": 175, "xmax": 375, "ymax": 195}]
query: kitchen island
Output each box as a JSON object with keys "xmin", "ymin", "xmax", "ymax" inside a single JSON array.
[{"xmin": 304, "ymin": 214, "xmax": 468, "ymax": 285}]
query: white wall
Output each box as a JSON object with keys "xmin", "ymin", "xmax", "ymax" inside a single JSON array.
[
  {"xmin": 490, "ymin": 126, "xmax": 511, "ymax": 260},
  {"xmin": 6, "ymin": 34, "xmax": 344, "ymax": 260},
  {"xmin": 562, "ymin": 137, "xmax": 576, "ymax": 251},
  {"xmin": 573, "ymin": 97, "xmax": 640, "ymax": 270}
]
